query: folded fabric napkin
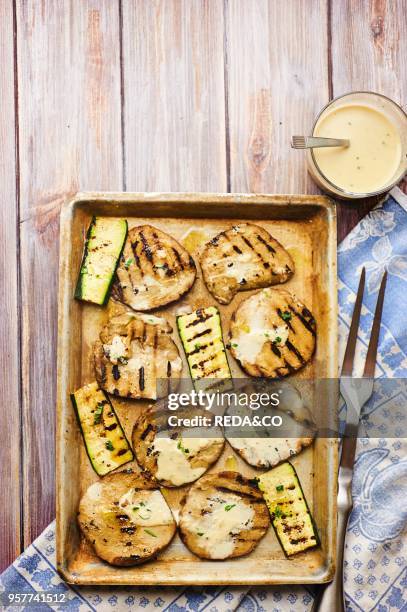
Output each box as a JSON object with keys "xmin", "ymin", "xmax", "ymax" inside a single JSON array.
[{"xmin": 1, "ymin": 190, "xmax": 406, "ymax": 612}]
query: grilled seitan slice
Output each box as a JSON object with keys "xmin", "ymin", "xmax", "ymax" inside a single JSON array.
[
  {"xmin": 106, "ymin": 298, "xmax": 173, "ymax": 333},
  {"xmin": 229, "ymin": 288, "xmax": 316, "ymax": 377},
  {"xmin": 132, "ymin": 407, "xmax": 224, "ymax": 487},
  {"xmin": 225, "ymin": 383, "xmax": 316, "ymax": 468},
  {"xmin": 114, "ymin": 225, "xmax": 196, "ymax": 311},
  {"xmin": 94, "ymin": 311, "xmax": 182, "ymax": 400},
  {"xmin": 78, "ymin": 470, "xmax": 176, "ymax": 566},
  {"xmin": 179, "ymin": 471, "xmax": 270, "ymax": 559},
  {"xmin": 200, "ymin": 223, "xmax": 294, "ymax": 305},
  {"xmin": 228, "ymin": 437, "xmax": 314, "ymax": 469}
]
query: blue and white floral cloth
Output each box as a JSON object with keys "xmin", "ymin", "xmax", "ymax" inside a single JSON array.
[{"xmin": 1, "ymin": 189, "xmax": 406, "ymax": 612}]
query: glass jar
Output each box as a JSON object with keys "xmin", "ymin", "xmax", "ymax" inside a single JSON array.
[{"xmin": 307, "ymin": 91, "xmax": 407, "ymax": 199}]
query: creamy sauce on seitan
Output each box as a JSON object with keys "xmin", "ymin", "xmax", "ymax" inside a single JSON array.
[
  {"xmin": 152, "ymin": 437, "xmax": 216, "ymax": 486},
  {"xmin": 314, "ymin": 104, "xmax": 402, "ymax": 193},
  {"xmin": 228, "ymin": 438, "xmax": 300, "ymax": 467},
  {"xmin": 118, "ymin": 489, "xmax": 173, "ymax": 526},
  {"xmin": 232, "ymin": 323, "xmax": 289, "ymax": 364},
  {"xmin": 135, "ymin": 313, "xmax": 168, "ymax": 327},
  {"xmin": 104, "ymin": 335, "xmax": 127, "ymax": 364},
  {"xmin": 182, "ymin": 494, "xmax": 254, "ymax": 558},
  {"xmin": 86, "ymin": 482, "xmax": 103, "ymax": 501}
]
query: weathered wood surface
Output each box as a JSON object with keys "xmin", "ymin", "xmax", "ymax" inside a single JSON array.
[
  {"xmin": 1, "ymin": 0, "xmax": 405, "ymax": 570},
  {"xmin": 331, "ymin": 0, "xmax": 407, "ymax": 240},
  {"xmin": 0, "ymin": 0, "xmax": 21, "ymax": 571},
  {"xmin": 15, "ymin": 0, "xmax": 123, "ymax": 560},
  {"xmin": 121, "ymin": 0, "xmax": 227, "ymax": 191},
  {"xmin": 225, "ymin": 0, "xmax": 330, "ymax": 194}
]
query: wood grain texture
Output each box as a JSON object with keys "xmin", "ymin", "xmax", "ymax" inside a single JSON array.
[
  {"xmin": 121, "ymin": 0, "xmax": 227, "ymax": 191},
  {"xmin": 331, "ymin": 0, "xmax": 407, "ymax": 102},
  {"xmin": 16, "ymin": 0, "xmax": 123, "ymax": 548},
  {"xmin": 331, "ymin": 0, "xmax": 407, "ymax": 241},
  {"xmin": 225, "ymin": 0, "xmax": 330, "ymax": 193},
  {"xmin": 0, "ymin": 0, "xmax": 21, "ymax": 573}
]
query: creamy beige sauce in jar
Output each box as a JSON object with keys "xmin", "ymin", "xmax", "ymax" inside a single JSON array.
[{"xmin": 313, "ymin": 104, "xmax": 402, "ymax": 193}]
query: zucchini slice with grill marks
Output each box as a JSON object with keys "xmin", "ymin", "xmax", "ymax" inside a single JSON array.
[
  {"xmin": 75, "ymin": 217, "xmax": 128, "ymax": 305},
  {"xmin": 71, "ymin": 381, "xmax": 133, "ymax": 476},
  {"xmin": 177, "ymin": 306, "xmax": 232, "ymax": 388},
  {"xmin": 258, "ymin": 461, "xmax": 319, "ymax": 556}
]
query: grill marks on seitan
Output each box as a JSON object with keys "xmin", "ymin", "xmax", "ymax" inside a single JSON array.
[
  {"xmin": 78, "ymin": 470, "xmax": 176, "ymax": 566},
  {"xmin": 115, "ymin": 225, "xmax": 196, "ymax": 310},
  {"xmin": 132, "ymin": 408, "xmax": 224, "ymax": 487},
  {"xmin": 200, "ymin": 223, "xmax": 294, "ymax": 304},
  {"xmin": 94, "ymin": 312, "xmax": 182, "ymax": 400},
  {"xmin": 179, "ymin": 471, "xmax": 270, "ymax": 559},
  {"xmin": 229, "ymin": 288, "xmax": 316, "ymax": 377}
]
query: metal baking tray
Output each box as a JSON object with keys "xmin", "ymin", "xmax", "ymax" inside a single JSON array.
[{"xmin": 56, "ymin": 192, "xmax": 338, "ymax": 585}]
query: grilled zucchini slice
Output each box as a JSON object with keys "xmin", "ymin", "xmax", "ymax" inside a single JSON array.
[
  {"xmin": 177, "ymin": 306, "xmax": 232, "ymax": 389},
  {"xmin": 75, "ymin": 217, "xmax": 128, "ymax": 305},
  {"xmin": 71, "ymin": 381, "xmax": 133, "ymax": 476},
  {"xmin": 258, "ymin": 462, "xmax": 319, "ymax": 556}
]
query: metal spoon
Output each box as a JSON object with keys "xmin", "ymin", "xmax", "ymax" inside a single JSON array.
[{"xmin": 291, "ymin": 135, "xmax": 350, "ymax": 149}]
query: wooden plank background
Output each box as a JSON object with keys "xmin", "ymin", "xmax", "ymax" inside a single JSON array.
[{"xmin": 0, "ymin": 0, "xmax": 406, "ymax": 571}]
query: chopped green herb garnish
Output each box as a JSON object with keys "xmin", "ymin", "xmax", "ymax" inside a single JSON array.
[
  {"xmin": 224, "ymin": 504, "xmax": 236, "ymax": 512},
  {"xmin": 124, "ymin": 257, "xmax": 134, "ymax": 269},
  {"xmin": 177, "ymin": 436, "xmax": 190, "ymax": 454},
  {"xmin": 93, "ymin": 403, "xmax": 104, "ymax": 425},
  {"xmin": 276, "ymin": 484, "xmax": 284, "ymax": 492},
  {"xmin": 105, "ymin": 440, "xmax": 114, "ymax": 451},
  {"xmin": 144, "ymin": 529, "xmax": 157, "ymax": 537},
  {"xmin": 281, "ymin": 311, "xmax": 292, "ymax": 321},
  {"xmin": 273, "ymin": 336, "xmax": 282, "ymax": 344},
  {"xmin": 273, "ymin": 507, "xmax": 282, "ymax": 519},
  {"xmin": 231, "ymin": 343, "xmax": 238, "ymax": 348},
  {"xmin": 194, "ymin": 342, "xmax": 201, "ymax": 350},
  {"xmin": 132, "ymin": 506, "xmax": 140, "ymax": 511},
  {"xmin": 197, "ymin": 531, "xmax": 205, "ymax": 536}
]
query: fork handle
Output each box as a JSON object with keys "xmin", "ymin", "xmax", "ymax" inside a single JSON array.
[
  {"xmin": 312, "ymin": 481, "xmax": 352, "ymax": 611},
  {"xmin": 294, "ymin": 136, "xmax": 350, "ymax": 148}
]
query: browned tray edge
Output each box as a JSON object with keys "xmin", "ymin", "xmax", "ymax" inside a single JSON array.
[{"xmin": 56, "ymin": 191, "xmax": 338, "ymax": 585}]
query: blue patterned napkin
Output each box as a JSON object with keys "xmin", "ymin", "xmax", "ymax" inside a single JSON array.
[{"xmin": 1, "ymin": 190, "xmax": 406, "ymax": 612}]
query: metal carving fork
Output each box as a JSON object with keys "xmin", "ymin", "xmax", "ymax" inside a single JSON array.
[{"xmin": 313, "ymin": 267, "xmax": 388, "ymax": 611}]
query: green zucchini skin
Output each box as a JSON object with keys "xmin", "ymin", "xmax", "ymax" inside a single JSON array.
[
  {"xmin": 71, "ymin": 382, "xmax": 133, "ymax": 476},
  {"xmin": 75, "ymin": 216, "xmax": 128, "ymax": 306},
  {"xmin": 258, "ymin": 461, "xmax": 319, "ymax": 557},
  {"xmin": 176, "ymin": 306, "xmax": 232, "ymax": 389}
]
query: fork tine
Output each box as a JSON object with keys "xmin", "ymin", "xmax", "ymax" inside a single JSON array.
[
  {"xmin": 291, "ymin": 136, "xmax": 306, "ymax": 148},
  {"xmin": 341, "ymin": 267, "xmax": 366, "ymax": 376},
  {"xmin": 363, "ymin": 271, "xmax": 387, "ymax": 378}
]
